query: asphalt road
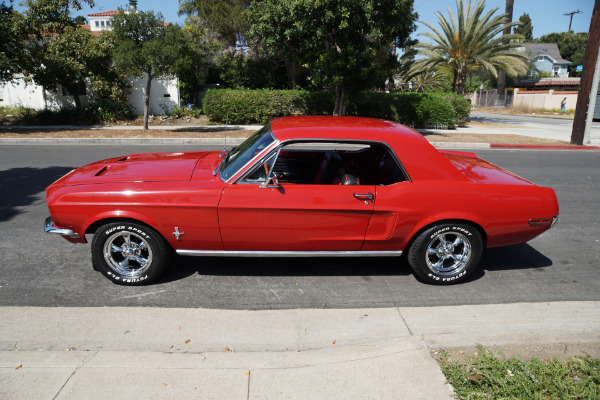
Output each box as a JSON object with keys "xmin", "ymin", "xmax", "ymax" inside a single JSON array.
[{"xmin": 0, "ymin": 144, "xmax": 599, "ymax": 309}]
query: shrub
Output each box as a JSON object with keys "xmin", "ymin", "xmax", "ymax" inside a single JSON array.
[
  {"xmin": 168, "ymin": 105, "xmax": 202, "ymax": 118},
  {"xmin": 6, "ymin": 104, "xmax": 133, "ymax": 125},
  {"xmin": 203, "ymin": 89, "xmax": 468, "ymax": 128},
  {"xmin": 438, "ymin": 92, "xmax": 471, "ymax": 126},
  {"xmin": 415, "ymin": 93, "xmax": 457, "ymax": 129}
]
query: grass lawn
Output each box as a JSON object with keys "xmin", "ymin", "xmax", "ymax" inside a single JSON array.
[{"xmin": 439, "ymin": 345, "xmax": 600, "ymax": 399}]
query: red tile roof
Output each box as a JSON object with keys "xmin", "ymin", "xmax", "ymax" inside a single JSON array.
[
  {"xmin": 516, "ymin": 78, "xmax": 580, "ymax": 87},
  {"xmin": 88, "ymin": 10, "xmax": 119, "ymax": 17}
]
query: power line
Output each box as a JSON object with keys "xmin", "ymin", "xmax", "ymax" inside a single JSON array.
[{"xmin": 563, "ymin": 10, "xmax": 583, "ymax": 32}]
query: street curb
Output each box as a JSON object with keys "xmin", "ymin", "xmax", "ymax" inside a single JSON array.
[{"xmin": 490, "ymin": 143, "xmax": 600, "ymax": 150}]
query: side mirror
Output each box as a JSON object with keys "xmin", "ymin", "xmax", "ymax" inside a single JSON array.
[{"xmin": 260, "ymin": 170, "xmax": 280, "ymax": 189}]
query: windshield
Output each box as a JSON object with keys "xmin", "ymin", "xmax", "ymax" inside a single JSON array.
[{"xmin": 219, "ymin": 125, "xmax": 276, "ymax": 181}]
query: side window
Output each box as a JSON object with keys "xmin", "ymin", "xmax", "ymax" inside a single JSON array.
[{"xmin": 239, "ymin": 141, "xmax": 407, "ymax": 186}]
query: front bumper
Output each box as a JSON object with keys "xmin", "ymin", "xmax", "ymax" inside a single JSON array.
[{"xmin": 44, "ymin": 217, "xmax": 80, "ymax": 239}]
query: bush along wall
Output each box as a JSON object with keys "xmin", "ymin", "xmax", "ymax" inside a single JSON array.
[{"xmin": 203, "ymin": 89, "xmax": 469, "ymax": 128}]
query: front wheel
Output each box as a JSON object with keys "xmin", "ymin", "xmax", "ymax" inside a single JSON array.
[
  {"xmin": 407, "ymin": 223, "xmax": 482, "ymax": 285},
  {"xmin": 91, "ymin": 222, "xmax": 169, "ymax": 285}
]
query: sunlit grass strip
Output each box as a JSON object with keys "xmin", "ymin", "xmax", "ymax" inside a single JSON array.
[{"xmin": 439, "ymin": 345, "xmax": 600, "ymax": 399}]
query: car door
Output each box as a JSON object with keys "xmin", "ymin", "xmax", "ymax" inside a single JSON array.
[
  {"xmin": 217, "ymin": 144, "xmax": 376, "ymax": 251},
  {"xmin": 218, "ymin": 184, "xmax": 375, "ymax": 251}
]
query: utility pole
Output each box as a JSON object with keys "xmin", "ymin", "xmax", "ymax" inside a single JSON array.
[
  {"xmin": 563, "ymin": 10, "xmax": 583, "ymax": 31},
  {"xmin": 571, "ymin": 0, "xmax": 600, "ymax": 145}
]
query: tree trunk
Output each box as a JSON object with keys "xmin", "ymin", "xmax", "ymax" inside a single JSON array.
[
  {"xmin": 453, "ymin": 71, "xmax": 467, "ymax": 95},
  {"xmin": 333, "ymin": 86, "xmax": 348, "ymax": 116},
  {"xmin": 65, "ymin": 84, "xmax": 82, "ymax": 110},
  {"xmin": 284, "ymin": 59, "xmax": 297, "ymax": 90},
  {"xmin": 143, "ymin": 71, "xmax": 153, "ymax": 131},
  {"xmin": 497, "ymin": 0, "xmax": 514, "ymax": 98}
]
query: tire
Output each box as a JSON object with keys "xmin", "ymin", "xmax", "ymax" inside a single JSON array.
[
  {"xmin": 91, "ymin": 222, "xmax": 169, "ymax": 285},
  {"xmin": 407, "ymin": 223, "xmax": 482, "ymax": 285}
]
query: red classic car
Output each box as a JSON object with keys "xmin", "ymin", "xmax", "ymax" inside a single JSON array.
[{"xmin": 44, "ymin": 116, "xmax": 559, "ymax": 285}]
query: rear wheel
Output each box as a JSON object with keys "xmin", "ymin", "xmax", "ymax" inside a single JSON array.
[
  {"xmin": 91, "ymin": 222, "xmax": 169, "ymax": 285},
  {"xmin": 407, "ymin": 223, "xmax": 482, "ymax": 285}
]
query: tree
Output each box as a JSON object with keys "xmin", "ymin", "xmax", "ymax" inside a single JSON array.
[
  {"xmin": 41, "ymin": 26, "xmax": 127, "ymax": 109},
  {"xmin": 111, "ymin": 9, "xmax": 194, "ymax": 129},
  {"xmin": 178, "ymin": 0, "xmax": 250, "ymax": 49},
  {"xmin": 73, "ymin": 15, "xmax": 86, "ymax": 25},
  {"xmin": 246, "ymin": 0, "xmax": 417, "ymax": 116},
  {"xmin": 19, "ymin": 0, "xmax": 97, "ymax": 107},
  {"xmin": 21, "ymin": 0, "xmax": 94, "ymax": 38},
  {"xmin": 514, "ymin": 13, "xmax": 533, "ymax": 41},
  {"xmin": 413, "ymin": 0, "xmax": 528, "ymax": 95},
  {"xmin": 536, "ymin": 32, "xmax": 587, "ymax": 77},
  {"xmin": 0, "ymin": 1, "xmax": 23, "ymax": 83},
  {"xmin": 496, "ymin": 0, "xmax": 513, "ymax": 97},
  {"xmin": 178, "ymin": 16, "xmax": 222, "ymax": 102}
]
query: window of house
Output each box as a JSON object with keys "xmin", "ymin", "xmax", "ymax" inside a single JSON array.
[
  {"xmin": 553, "ymin": 66, "xmax": 560, "ymax": 76},
  {"xmin": 100, "ymin": 20, "xmax": 105, "ymax": 27},
  {"xmin": 95, "ymin": 20, "xmax": 99, "ymax": 27}
]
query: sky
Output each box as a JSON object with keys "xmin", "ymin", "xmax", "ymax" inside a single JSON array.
[{"xmin": 13, "ymin": 0, "xmax": 596, "ymax": 39}]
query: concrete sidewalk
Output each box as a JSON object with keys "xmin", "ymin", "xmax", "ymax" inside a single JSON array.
[{"xmin": 1, "ymin": 302, "xmax": 599, "ymax": 399}]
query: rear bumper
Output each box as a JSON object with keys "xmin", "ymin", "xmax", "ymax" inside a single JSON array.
[{"xmin": 44, "ymin": 217, "xmax": 80, "ymax": 239}]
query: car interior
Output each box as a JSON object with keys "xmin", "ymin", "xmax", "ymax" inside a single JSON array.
[{"xmin": 242, "ymin": 142, "xmax": 407, "ymax": 186}]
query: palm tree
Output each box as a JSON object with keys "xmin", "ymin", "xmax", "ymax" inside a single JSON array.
[{"xmin": 413, "ymin": 0, "xmax": 527, "ymax": 94}]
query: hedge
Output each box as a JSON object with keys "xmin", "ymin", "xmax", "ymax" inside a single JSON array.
[{"xmin": 203, "ymin": 89, "xmax": 470, "ymax": 128}]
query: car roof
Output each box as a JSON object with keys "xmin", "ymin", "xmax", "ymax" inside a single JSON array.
[
  {"xmin": 270, "ymin": 116, "xmax": 427, "ymax": 146},
  {"xmin": 269, "ymin": 115, "xmax": 465, "ymax": 182}
]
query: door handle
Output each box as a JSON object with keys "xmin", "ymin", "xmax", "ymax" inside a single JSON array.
[{"xmin": 353, "ymin": 193, "xmax": 374, "ymax": 201}]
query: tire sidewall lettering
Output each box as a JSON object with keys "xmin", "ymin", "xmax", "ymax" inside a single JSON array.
[
  {"xmin": 105, "ymin": 225, "xmax": 150, "ymax": 239},
  {"xmin": 428, "ymin": 271, "xmax": 466, "ymax": 282},
  {"xmin": 429, "ymin": 226, "xmax": 473, "ymax": 240}
]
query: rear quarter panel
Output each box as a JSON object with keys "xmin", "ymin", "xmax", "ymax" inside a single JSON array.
[{"xmin": 364, "ymin": 179, "xmax": 558, "ymax": 251}]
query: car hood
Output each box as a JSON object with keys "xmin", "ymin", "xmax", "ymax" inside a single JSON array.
[{"xmin": 49, "ymin": 151, "xmax": 215, "ymax": 187}]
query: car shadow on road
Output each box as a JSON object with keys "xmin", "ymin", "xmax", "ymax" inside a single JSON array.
[
  {"xmin": 0, "ymin": 166, "xmax": 74, "ymax": 222},
  {"xmin": 157, "ymin": 255, "xmax": 410, "ymax": 284},
  {"xmin": 158, "ymin": 243, "xmax": 552, "ymax": 285},
  {"xmin": 466, "ymin": 243, "xmax": 553, "ymax": 282}
]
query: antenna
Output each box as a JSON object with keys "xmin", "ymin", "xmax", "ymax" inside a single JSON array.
[
  {"xmin": 563, "ymin": 10, "xmax": 583, "ymax": 32},
  {"xmin": 224, "ymin": 112, "xmax": 229, "ymax": 150}
]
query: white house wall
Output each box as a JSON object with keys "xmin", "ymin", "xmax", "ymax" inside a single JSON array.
[
  {"xmin": 128, "ymin": 74, "xmax": 179, "ymax": 116},
  {"xmin": 0, "ymin": 75, "xmax": 179, "ymax": 116}
]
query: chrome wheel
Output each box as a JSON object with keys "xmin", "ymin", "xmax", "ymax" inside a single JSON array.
[
  {"xmin": 103, "ymin": 231, "xmax": 153, "ymax": 277},
  {"xmin": 425, "ymin": 232, "xmax": 471, "ymax": 276}
]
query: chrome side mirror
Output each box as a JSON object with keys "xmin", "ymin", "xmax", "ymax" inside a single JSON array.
[{"xmin": 260, "ymin": 170, "xmax": 280, "ymax": 189}]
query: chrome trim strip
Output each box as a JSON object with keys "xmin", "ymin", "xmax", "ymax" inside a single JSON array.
[
  {"xmin": 551, "ymin": 216, "xmax": 559, "ymax": 228},
  {"xmin": 44, "ymin": 217, "xmax": 80, "ymax": 238},
  {"xmin": 176, "ymin": 250, "xmax": 402, "ymax": 257}
]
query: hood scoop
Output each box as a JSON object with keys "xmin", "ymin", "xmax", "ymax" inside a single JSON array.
[{"xmin": 95, "ymin": 166, "xmax": 110, "ymax": 176}]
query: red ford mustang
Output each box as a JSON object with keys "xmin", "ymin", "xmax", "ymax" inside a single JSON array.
[{"xmin": 44, "ymin": 116, "xmax": 559, "ymax": 285}]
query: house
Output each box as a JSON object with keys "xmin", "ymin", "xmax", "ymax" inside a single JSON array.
[
  {"xmin": 518, "ymin": 43, "xmax": 571, "ymax": 78},
  {"xmin": 0, "ymin": 1, "xmax": 179, "ymax": 116},
  {"xmin": 514, "ymin": 77, "xmax": 580, "ymax": 92},
  {"xmin": 87, "ymin": 10, "xmax": 119, "ymax": 33}
]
